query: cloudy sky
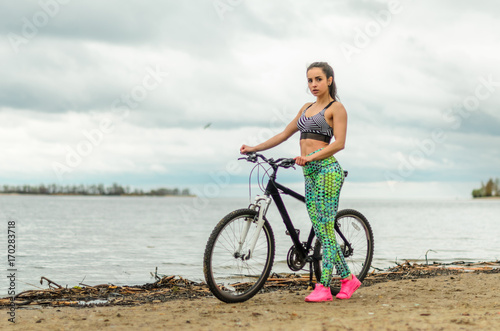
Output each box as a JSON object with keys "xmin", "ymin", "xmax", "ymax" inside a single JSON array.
[{"xmin": 1, "ymin": 0, "xmax": 499, "ymax": 199}]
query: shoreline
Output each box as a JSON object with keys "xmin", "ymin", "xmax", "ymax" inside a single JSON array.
[
  {"xmin": 0, "ymin": 193, "xmax": 196, "ymax": 198},
  {"xmin": 1, "ymin": 261, "xmax": 499, "ymax": 330},
  {"xmin": 3, "ymin": 193, "xmax": 500, "ymax": 200},
  {"xmin": 473, "ymin": 196, "xmax": 500, "ymax": 200},
  {"xmin": 1, "ymin": 261, "xmax": 498, "ymax": 307}
]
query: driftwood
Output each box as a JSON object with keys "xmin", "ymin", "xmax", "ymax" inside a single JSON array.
[
  {"xmin": 360, "ymin": 260, "xmax": 500, "ymax": 287},
  {"xmin": 0, "ymin": 275, "xmax": 213, "ymax": 308},
  {"xmin": 40, "ymin": 277, "xmax": 63, "ymax": 289},
  {"xmin": 1, "ymin": 261, "xmax": 498, "ymax": 308}
]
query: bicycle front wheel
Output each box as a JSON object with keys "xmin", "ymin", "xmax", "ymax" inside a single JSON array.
[
  {"xmin": 203, "ymin": 208, "xmax": 275, "ymax": 303},
  {"xmin": 313, "ymin": 209, "xmax": 374, "ymax": 294}
]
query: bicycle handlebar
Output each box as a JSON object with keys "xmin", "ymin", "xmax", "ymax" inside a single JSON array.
[
  {"xmin": 238, "ymin": 152, "xmax": 296, "ymax": 169},
  {"xmin": 239, "ymin": 152, "xmax": 349, "ymax": 178}
]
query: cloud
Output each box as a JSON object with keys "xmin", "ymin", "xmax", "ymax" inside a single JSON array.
[{"xmin": 1, "ymin": 0, "xmax": 499, "ymax": 196}]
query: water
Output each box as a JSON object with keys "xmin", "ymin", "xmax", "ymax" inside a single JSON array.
[{"xmin": 1, "ymin": 195, "xmax": 499, "ymax": 296}]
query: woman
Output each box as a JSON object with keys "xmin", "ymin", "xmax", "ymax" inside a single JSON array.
[{"xmin": 240, "ymin": 62, "xmax": 360, "ymax": 302}]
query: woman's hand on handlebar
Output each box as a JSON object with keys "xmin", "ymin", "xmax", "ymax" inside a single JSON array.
[
  {"xmin": 240, "ymin": 144, "xmax": 256, "ymax": 154},
  {"xmin": 293, "ymin": 155, "xmax": 312, "ymax": 166}
]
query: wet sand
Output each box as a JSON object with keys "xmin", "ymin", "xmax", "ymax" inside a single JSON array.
[{"xmin": 3, "ymin": 272, "xmax": 500, "ymax": 330}]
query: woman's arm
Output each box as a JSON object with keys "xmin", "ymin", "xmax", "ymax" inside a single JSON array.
[
  {"xmin": 240, "ymin": 103, "xmax": 311, "ymax": 154},
  {"xmin": 294, "ymin": 102, "xmax": 347, "ymax": 164}
]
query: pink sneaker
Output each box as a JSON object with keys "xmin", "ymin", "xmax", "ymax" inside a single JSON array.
[
  {"xmin": 336, "ymin": 275, "xmax": 361, "ymax": 299},
  {"xmin": 305, "ymin": 284, "xmax": 333, "ymax": 302}
]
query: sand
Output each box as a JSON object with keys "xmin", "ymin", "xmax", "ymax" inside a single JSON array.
[{"xmin": 2, "ymin": 272, "xmax": 499, "ymax": 330}]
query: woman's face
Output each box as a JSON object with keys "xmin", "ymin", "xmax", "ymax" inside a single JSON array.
[{"xmin": 307, "ymin": 67, "xmax": 332, "ymax": 97}]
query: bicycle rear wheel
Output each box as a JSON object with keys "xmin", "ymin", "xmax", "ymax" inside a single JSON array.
[
  {"xmin": 313, "ymin": 209, "xmax": 374, "ymax": 294},
  {"xmin": 203, "ymin": 208, "xmax": 275, "ymax": 303}
]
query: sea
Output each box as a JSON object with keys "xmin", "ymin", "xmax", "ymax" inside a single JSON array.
[{"xmin": 1, "ymin": 195, "xmax": 499, "ymax": 296}]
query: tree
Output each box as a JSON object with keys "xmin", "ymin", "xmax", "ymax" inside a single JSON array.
[
  {"xmin": 0, "ymin": 182, "xmax": 194, "ymax": 197},
  {"xmin": 38, "ymin": 184, "xmax": 48, "ymax": 194},
  {"xmin": 485, "ymin": 179, "xmax": 494, "ymax": 197},
  {"xmin": 472, "ymin": 177, "xmax": 500, "ymax": 198}
]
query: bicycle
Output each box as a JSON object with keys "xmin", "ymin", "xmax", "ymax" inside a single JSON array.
[{"xmin": 203, "ymin": 152, "xmax": 374, "ymax": 303}]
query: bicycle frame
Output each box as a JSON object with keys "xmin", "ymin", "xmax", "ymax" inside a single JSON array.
[
  {"xmin": 242, "ymin": 167, "xmax": 315, "ymax": 262},
  {"xmin": 242, "ymin": 162, "xmax": 352, "ymax": 263},
  {"xmin": 264, "ymin": 178, "xmax": 315, "ymax": 260}
]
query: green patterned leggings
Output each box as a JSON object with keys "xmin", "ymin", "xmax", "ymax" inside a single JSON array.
[{"xmin": 303, "ymin": 150, "xmax": 351, "ymax": 286}]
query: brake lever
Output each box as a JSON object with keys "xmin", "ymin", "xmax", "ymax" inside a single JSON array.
[
  {"xmin": 238, "ymin": 152, "xmax": 257, "ymax": 162},
  {"xmin": 280, "ymin": 159, "xmax": 296, "ymax": 169}
]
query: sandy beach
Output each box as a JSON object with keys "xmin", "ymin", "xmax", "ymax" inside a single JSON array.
[{"xmin": 2, "ymin": 269, "xmax": 499, "ymax": 330}]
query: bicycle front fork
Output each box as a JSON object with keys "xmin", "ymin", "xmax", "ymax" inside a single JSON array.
[{"xmin": 235, "ymin": 195, "xmax": 272, "ymax": 260}]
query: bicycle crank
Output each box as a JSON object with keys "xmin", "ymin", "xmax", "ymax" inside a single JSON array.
[{"xmin": 286, "ymin": 243, "xmax": 308, "ymax": 271}]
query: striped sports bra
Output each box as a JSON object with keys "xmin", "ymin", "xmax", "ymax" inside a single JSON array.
[{"xmin": 297, "ymin": 101, "xmax": 334, "ymax": 143}]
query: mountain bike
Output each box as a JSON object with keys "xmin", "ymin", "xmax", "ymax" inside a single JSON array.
[{"xmin": 203, "ymin": 153, "xmax": 374, "ymax": 303}]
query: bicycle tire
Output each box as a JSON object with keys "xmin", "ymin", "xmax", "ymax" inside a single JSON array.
[
  {"xmin": 313, "ymin": 209, "xmax": 374, "ymax": 295},
  {"xmin": 203, "ymin": 208, "xmax": 275, "ymax": 303}
]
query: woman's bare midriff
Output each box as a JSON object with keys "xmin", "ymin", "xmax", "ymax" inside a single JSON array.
[{"xmin": 300, "ymin": 139, "xmax": 329, "ymax": 157}]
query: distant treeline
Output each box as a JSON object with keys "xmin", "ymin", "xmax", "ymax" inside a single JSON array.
[
  {"xmin": 0, "ymin": 183, "xmax": 193, "ymax": 197},
  {"xmin": 472, "ymin": 178, "xmax": 500, "ymax": 198}
]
